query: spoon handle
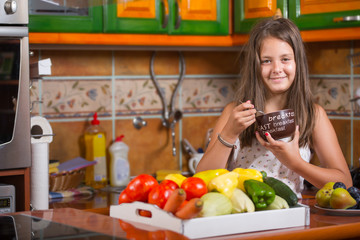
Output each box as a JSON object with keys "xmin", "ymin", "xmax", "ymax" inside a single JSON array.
[{"xmin": 238, "ymin": 100, "xmax": 265, "ymax": 115}]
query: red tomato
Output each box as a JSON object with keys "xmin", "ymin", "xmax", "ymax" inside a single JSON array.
[
  {"xmin": 118, "ymin": 190, "xmax": 132, "ymax": 204},
  {"xmin": 181, "ymin": 177, "xmax": 208, "ymax": 200},
  {"xmin": 125, "ymin": 174, "xmax": 159, "ymax": 202},
  {"xmin": 148, "ymin": 184, "xmax": 176, "ymax": 209},
  {"xmin": 160, "ymin": 179, "xmax": 178, "ymax": 190}
]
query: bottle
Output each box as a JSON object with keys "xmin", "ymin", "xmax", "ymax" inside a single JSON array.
[
  {"xmin": 84, "ymin": 112, "xmax": 108, "ymax": 189},
  {"xmin": 109, "ymin": 135, "xmax": 130, "ymax": 187}
]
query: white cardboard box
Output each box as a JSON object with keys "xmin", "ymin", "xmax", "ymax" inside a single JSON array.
[{"xmin": 110, "ymin": 202, "xmax": 310, "ymax": 239}]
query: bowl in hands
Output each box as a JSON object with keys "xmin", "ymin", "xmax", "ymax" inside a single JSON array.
[{"xmin": 256, "ymin": 109, "xmax": 296, "ymax": 140}]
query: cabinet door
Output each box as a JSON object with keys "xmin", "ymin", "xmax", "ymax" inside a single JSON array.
[
  {"xmin": 103, "ymin": 0, "xmax": 229, "ymax": 35},
  {"xmin": 29, "ymin": 0, "xmax": 103, "ymax": 33},
  {"xmin": 103, "ymin": 0, "xmax": 167, "ymax": 34},
  {"xmin": 168, "ymin": 0, "xmax": 229, "ymax": 35},
  {"xmin": 289, "ymin": 0, "xmax": 360, "ymax": 30},
  {"xmin": 234, "ymin": 0, "xmax": 287, "ymax": 33}
]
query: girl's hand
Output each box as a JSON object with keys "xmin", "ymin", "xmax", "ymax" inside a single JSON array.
[
  {"xmin": 221, "ymin": 101, "xmax": 257, "ymax": 140},
  {"xmin": 255, "ymin": 125, "xmax": 301, "ymax": 170}
]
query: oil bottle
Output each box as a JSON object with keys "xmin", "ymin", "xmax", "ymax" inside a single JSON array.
[{"xmin": 84, "ymin": 112, "xmax": 108, "ymax": 189}]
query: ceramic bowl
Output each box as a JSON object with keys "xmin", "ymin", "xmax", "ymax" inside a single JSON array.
[{"xmin": 255, "ymin": 109, "xmax": 296, "ymax": 140}]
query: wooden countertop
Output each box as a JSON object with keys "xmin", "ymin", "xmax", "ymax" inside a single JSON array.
[{"xmin": 21, "ymin": 189, "xmax": 360, "ymax": 239}]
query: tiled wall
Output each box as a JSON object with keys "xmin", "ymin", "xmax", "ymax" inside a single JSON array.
[{"xmin": 29, "ymin": 40, "xmax": 360, "ymax": 176}]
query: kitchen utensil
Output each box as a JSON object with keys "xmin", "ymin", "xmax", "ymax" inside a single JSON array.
[
  {"xmin": 182, "ymin": 139, "xmax": 198, "ymax": 156},
  {"xmin": 238, "ymin": 100, "xmax": 265, "ymax": 115},
  {"xmin": 188, "ymin": 153, "xmax": 204, "ymax": 174},
  {"xmin": 133, "ymin": 116, "xmax": 147, "ymax": 129},
  {"xmin": 150, "ymin": 51, "xmax": 186, "ymax": 156}
]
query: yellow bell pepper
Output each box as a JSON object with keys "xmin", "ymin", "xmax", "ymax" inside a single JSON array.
[
  {"xmin": 164, "ymin": 173, "xmax": 187, "ymax": 187},
  {"xmin": 193, "ymin": 169, "xmax": 229, "ymax": 186},
  {"xmin": 232, "ymin": 168, "xmax": 263, "ymax": 192},
  {"xmin": 208, "ymin": 172, "xmax": 239, "ymax": 198}
]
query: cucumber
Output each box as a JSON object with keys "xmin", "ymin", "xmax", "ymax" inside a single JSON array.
[{"xmin": 263, "ymin": 177, "xmax": 298, "ymax": 207}]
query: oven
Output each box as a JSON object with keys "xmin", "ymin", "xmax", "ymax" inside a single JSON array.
[{"xmin": 0, "ymin": 0, "xmax": 31, "ymax": 169}]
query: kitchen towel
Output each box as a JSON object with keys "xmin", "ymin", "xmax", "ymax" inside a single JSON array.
[{"xmin": 31, "ymin": 116, "xmax": 53, "ymax": 210}]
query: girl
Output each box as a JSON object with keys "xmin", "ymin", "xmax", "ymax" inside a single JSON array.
[{"xmin": 196, "ymin": 18, "xmax": 352, "ymax": 197}]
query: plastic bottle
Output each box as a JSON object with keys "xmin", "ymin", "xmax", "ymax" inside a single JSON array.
[
  {"xmin": 84, "ymin": 112, "xmax": 108, "ymax": 189},
  {"xmin": 109, "ymin": 135, "xmax": 130, "ymax": 187}
]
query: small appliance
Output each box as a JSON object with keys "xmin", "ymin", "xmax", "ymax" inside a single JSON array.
[
  {"xmin": 0, "ymin": 184, "xmax": 16, "ymax": 213},
  {"xmin": 0, "ymin": 0, "xmax": 31, "ymax": 170}
]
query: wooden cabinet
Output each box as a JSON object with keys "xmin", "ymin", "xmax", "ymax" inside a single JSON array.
[
  {"xmin": 29, "ymin": 0, "xmax": 229, "ymax": 35},
  {"xmin": 234, "ymin": 0, "xmax": 287, "ymax": 33},
  {"xmin": 234, "ymin": 0, "xmax": 360, "ymax": 33},
  {"xmin": 289, "ymin": 0, "xmax": 360, "ymax": 30},
  {"xmin": 0, "ymin": 168, "xmax": 30, "ymax": 212},
  {"xmin": 103, "ymin": 0, "xmax": 229, "ymax": 35},
  {"xmin": 29, "ymin": 0, "xmax": 103, "ymax": 32}
]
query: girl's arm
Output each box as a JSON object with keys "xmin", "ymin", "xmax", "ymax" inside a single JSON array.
[
  {"xmin": 303, "ymin": 105, "xmax": 352, "ymax": 188},
  {"xmin": 196, "ymin": 101, "xmax": 256, "ymax": 172}
]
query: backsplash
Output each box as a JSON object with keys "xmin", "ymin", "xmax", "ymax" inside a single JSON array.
[{"xmin": 29, "ymin": 40, "xmax": 360, "ymax": 175}]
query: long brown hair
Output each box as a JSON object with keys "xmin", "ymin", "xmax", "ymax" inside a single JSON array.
[{"xmin": 234, "ymin": 18, "xmax": 316, "ymax": 148}]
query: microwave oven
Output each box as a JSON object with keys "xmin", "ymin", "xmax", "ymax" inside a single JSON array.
[{"xmin": 0, "ymin": 0, "xmax": 31, "ymax": 170}]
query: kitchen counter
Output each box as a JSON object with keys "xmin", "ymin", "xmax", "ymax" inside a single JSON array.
[{"xmin": 4, "ymin": 189, "xmax": 360, "ymax": 239}]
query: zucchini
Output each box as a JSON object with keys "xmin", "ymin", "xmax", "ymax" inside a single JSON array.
[{"xmin": 263, "ymin": 177, "xmax": 298, "ymax": 207}]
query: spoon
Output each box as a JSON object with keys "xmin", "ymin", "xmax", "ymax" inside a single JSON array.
[{"xmin": 239, "ymin": 100, "xmax": 265, "ymax": 115}]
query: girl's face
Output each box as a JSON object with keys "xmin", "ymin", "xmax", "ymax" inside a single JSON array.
[{"xmin": 260, "ymin": 37, "xmax": 296, "ymax": 96}]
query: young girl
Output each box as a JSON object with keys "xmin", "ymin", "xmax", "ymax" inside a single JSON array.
[{"xmin": 196, "ymin": 17, "xmax": 352, "ymax": 197}]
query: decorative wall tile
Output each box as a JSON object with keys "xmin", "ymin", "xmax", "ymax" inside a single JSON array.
[
  {"xmin": 352, "ymin": 78, "xmax": 360, "ymax": 116},
  {"xmin": 29, "ymin": 80, "xmax": 40, "ymax": 115},
  {"xmin": 41, "ymin": 79, "xmax": 112, "ymax": 118},
  {"xmin": 182, "ymin": 78, "xmax": 237, "ymax": 113},
  {"xmin": 310, "ymin": 78, "xmax": 351, "ymax": 115},
  {"xmin": 114, "ymin": 78, "xmax": 179, "ymax": 115}
]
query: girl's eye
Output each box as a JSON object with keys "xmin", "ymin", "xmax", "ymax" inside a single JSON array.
[{"xmin": 261, "ymin": 59, "xmax": 271, "ymax": 64}]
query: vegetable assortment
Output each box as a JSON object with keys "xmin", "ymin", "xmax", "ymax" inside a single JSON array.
[{"xmin": 117, "ymin": 168, "xmax": 299, "ymax": 220}]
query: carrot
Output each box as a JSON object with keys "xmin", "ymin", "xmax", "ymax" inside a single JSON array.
[
  {"xmin": 175, "ymin": 198, "xmax": 203, "ymax": 219},
  {"xmin": 163, "ymin": 188, "xmax": 186, "ymax": 214}
]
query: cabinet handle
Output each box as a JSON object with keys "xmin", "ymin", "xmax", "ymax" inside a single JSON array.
[
  {"xmin": 161, "ymin": 0, "xmax": 169, "ymax": 28},
  {"xmin": 174, "ymin": 0, "xmax": 182, "ymax": 29},
  {"xmin": 333, "ymin": 15, "xmax": 360, "ymax": 23}
]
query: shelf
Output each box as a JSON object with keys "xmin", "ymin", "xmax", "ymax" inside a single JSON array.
[
  {"xmin": 29, "ymin": 27, "xmax": 360, "ymax": 49},
  {"xmin": 0, "ymin": 168, "xmax": 30, "ymax": 212}
]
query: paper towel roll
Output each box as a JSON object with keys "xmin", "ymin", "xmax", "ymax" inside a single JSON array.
[{"xmin": 31, "ymin": 116, "xmax": 53, "ymax": 210}]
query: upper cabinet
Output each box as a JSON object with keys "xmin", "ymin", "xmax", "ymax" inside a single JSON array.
[
  {"xmin": 234, "ymin": 0, "xmax": 288, "ymax": 33},
  {"xmin": 234, "ymin": 0, "xmax": 360, "ymax": 33},
  {"xmin": 103, "ymin": 0, "xmax": 229, "ymax": 35},
  {"xmin": 289, "ymin": 0, "xmax": 360, "ymax": 30},
  {"xmin": 29, "ymin": 0, "xmax": 103, "ymax": 32},
  {"xmin": 29, "ymin": 0, "xmax": 229, "ymax": 36}
]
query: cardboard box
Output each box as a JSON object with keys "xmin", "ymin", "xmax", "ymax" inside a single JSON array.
[{"xmin": 110, "ymin": 202, "xmax": 310, "ymax": 239}]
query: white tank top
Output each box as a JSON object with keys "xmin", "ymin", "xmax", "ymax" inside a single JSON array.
[{"xmin": 227, "ymin": 137, "xmax": 312, "ymax": 198}]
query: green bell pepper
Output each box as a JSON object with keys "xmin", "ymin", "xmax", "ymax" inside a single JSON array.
[{"xmin": 244, "ymin": 179, "xmax": 275, "ymax": 209}]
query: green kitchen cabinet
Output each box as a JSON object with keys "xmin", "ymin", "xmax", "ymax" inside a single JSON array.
[
  {"xmin": 234, "ymin": 0, "xmax": 288, "ymax": 34},
  {"xmin": 103, "ymin": 0, "xmax": 229, "ymax": 35},
  {"xmin": 29, "ymin": 0, "xmax": 103, "ymax": 33},
  {"xmin": 288, "ymin": 0, "xmax": 360, "ymax": 30}
]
